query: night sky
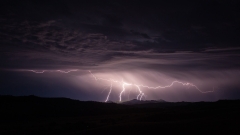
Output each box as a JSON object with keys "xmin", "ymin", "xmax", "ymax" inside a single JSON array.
[{"xmin": 1, "ymin": 0, "xmax": 240, "ymax": 102}]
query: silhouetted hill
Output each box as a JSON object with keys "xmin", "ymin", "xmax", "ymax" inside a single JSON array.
[
  {"xmin": 0, "ymin": 95, "xmax": 128, "ymax": 119},
  {"xmin": 105, "ymin": 100, "xmax": 115, "ymax": 103},
  {"xmin": 0, "ymin": 95, "xmax": 240, "ymax": 135},
  {"xmin": 122, "ymin": 99, "xmax": 166, "ymax": 105}
]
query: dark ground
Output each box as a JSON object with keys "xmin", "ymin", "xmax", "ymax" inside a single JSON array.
[{"xmin": 0, "ymin": 95, "xmax": 239, "ymax": 135}]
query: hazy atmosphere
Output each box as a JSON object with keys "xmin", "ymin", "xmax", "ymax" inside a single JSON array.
[{"xmin": 1, "ymin": 0, "xmax": 240, "ymax": 102}]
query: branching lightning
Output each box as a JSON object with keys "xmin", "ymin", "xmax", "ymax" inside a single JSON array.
[
  {"xmin": 139, "ymin": 81, "xmax": 213, "ymax": 93},
  {"xmin": 88, "ymin": 71, "xmax": 214, "ymax": 102},
  {"xmin": 21, "ymin": 69, "xmax": 215, "ymax": 102}
]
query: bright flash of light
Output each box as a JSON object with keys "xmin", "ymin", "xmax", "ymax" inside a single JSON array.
[
  {"xmin": 21, "ymin": 69, "xmax": 215, "ymax": 102},
  {"xmin": 89, "ymin": 71, "xmax": 214, "ymax": 102}
]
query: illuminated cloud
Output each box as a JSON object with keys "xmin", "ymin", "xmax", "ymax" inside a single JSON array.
[{"xmin": 0, "ymin": 0, "xmax": 240, "ymax": 101}]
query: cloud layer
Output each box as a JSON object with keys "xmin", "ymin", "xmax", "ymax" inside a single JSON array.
[{"xmin": 0, "ymin": 0, "xmax": 240, "ymax": 101}]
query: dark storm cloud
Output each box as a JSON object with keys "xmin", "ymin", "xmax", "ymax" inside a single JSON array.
[
  {"xmin": 0, "ymin": 0, "xmax": 239, "ymax": 68},
  {"xmin": 129, "ymin": 30, "xmax": 151, "ymax": 39}
]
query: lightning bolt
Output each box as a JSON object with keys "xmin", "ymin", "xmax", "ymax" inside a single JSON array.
[
  {"xmin": 119, "ymin": 80, "xmax": 132, "ymax": 102},
  {"xmin": 136, "ymin": 85, "xmax": 143, "ymax": 101},
  {"xmin": 89, "ymin": 71, "xmax": 214, "ymax": 102},
  {"xmin": 28, "ymin": 70, "xmax": 46, "ymax": 73},
  {"xmin": 139, "ymin": 81, "xmax": 214, "ymax": 94},
  {"xmin": 20, "ymin": 69, "xmax": 215, "ymax": 102},
  {"xmin": 105, "ymin": 81, "xmax": 112, "ymax": 102},
  {"xmin": 26, "ymin": 69, "xmax": 78, "ymax": 73},
  {"xmin": 140, "ymin": 93, "xmax": 144, "ymax": 100}
]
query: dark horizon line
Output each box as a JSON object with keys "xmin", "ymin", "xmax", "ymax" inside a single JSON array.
[{"xmin": 1, "ymin": 94, "xmax": 238, "ymax": 103}]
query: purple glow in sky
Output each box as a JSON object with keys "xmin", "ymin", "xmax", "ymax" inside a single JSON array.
[{"xmin": 0, "ymin": 0, "xmax": 240, "ymax": 101}]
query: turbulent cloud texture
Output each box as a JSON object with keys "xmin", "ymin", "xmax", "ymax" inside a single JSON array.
[{"xmin": 0, "ymin": 0, "xmax": 240, "ymax": 101}]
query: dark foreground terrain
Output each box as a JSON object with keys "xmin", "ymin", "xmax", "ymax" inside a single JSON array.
[{"xmin": 0, "ymin": 95, "xmax": 240, "ymax": 135}]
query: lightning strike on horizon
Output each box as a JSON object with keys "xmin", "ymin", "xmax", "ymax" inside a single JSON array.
[
  {"xmin": 105, "ymin": 81, "xmax": 112, "ymax": 102},
  {"xmin": 89, "ymin": 71, "xmax": 214, "ymax": 102},
  {"xmin": 140, "ymin": 93, "xmax": 144, "ymax": 100},
  {"xmin": 135, "ymin": 85, "xmax": 143, "ymax": 101},
  {"xmin": 119, "ymin": 80, "xmax": 132, "ymax": 102},
  {"xmin": 22, "ymin": 69, "xmax": 215, "ymax": 102}
]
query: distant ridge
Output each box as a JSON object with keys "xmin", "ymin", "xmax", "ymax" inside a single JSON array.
[
  {"xmin": 105, "ymin": 100, "xmax": 115, "ymax": 103},
  {"xmin": 122, "ymin": 99, "xmax": 166, "ymax": 105}
]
